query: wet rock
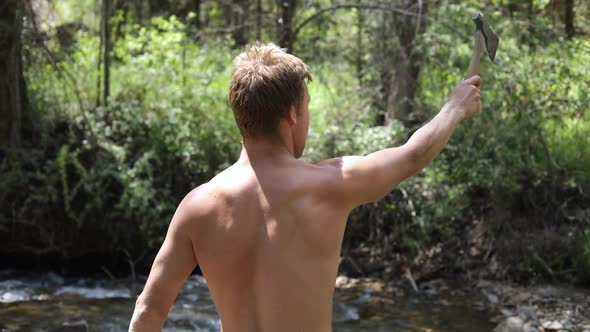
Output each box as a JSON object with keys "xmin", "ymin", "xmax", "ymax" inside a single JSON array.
[
  {"xmin": 494, "ymin": 317, "xmax": 538, "ymax": 332},
  {"xmin": 486, "ymin": 293, "xmax": 500, "ymax": 304},
  {"xmin": 335, "ymin": 276, "xmax": 349, "ymax": 288},
  {"xmin": 542, "ymin": 320, "xmax": 563, "ymax": 330},
  {"xmin": 501, "ymin": 308, "xmax": 515, "ymax": 317},
  {"xmin": 516, "ymin": 306, "xmax": 538, "ymax": 321},
  {"xmin": 512, "ymin": 292, "xmax": 531, "ymax": 304},
  {"xmin": 494, "ymin": 316, "xmax": 525, "ymax": 332},
  {"xmin": 51, "ymin": 320, "xmax": 88, "ymax": 332},
  {"xmin": 538, "ymin": 287, "xmax": 560, "ymax": 298},
  {"xmin": 522, "ymin": 322, "xmax": 538, "ymax": 332},
  {"xmin": 477, "ymin": 279, "xmax": 494, "ymax": 289}
]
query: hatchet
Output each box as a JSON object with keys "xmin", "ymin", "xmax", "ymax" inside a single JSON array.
[{"xmin": 467, "ymin": 12, "xmax": 499, "ymax": 78}]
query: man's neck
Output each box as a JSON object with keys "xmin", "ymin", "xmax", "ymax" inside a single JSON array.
[{"xmin": 240, "ymin": 136, "xmax": 296, "ymax": 165}]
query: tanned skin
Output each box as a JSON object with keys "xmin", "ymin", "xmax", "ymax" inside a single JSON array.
[{"xmin": 129, "ymin": 76, "xmax": 482, "ymax": 332}]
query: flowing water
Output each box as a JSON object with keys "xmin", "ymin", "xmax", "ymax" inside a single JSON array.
[{"xmin": 0, "ymin": 270, "xmax": 495, "ymax": 331}]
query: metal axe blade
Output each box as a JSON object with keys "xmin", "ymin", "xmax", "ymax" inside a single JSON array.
[
  {"xmin": 467, "ymin": 12, "xmax": 499, "ymax": 78},
  {"xmin": 472, "ymin": 12, "xmax": 499, "ymax": 62}
]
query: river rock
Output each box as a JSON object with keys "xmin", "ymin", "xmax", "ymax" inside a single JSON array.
[
  {"xmin": 495, "ymin": 317, "xmax": 539, "ymax": 332},
  {"xmin": 487, "ymin": 293, "xmax": 500, "ymax": 304},
  {"xmin": 335, "ymin": 276, "xmax": 349, "ymax": 288},
  {"xmin": 512, "ymin": 291, "xmax": 531, "ymax": 303},
  {"xmin": 494, "ymin": 316, "xmax": 525, "ymax": 332},
  {"xmin": 51, "ymin": 320, "xmax": 88, "ymax": 332},
  {"xmin": 516, "ymin": 306, "xmax": 538, "ymax": 321},
  {"xmin": 541, "ymin": 320, "xmax": 563, "ymax": 330},
  {"xmin": 522, "ymin": 322, "xmax": 538, "ymax": 332},
  {"xmin": 477, "ymin": 279, "xmax": 494, "ymax": 288}
]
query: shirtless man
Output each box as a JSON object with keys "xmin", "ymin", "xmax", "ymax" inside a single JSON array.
[{"xmin": 129, "ymin": 43, "xmax": 481, "ymax": 332}]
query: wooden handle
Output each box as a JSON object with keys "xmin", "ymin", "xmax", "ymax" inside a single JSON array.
[{"xmin": 467, "ymin": 30, "xmax": 485, "ymax": 78}]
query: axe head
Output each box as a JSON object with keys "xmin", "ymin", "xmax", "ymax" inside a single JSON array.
[{"xmin": 472, "ymin": 12, "xmax": 499, "ymax": 62}]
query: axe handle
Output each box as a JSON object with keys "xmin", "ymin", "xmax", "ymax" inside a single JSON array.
[{"xmin": 467, "ymin": 30, "xmax": 485, "ymax": 78}]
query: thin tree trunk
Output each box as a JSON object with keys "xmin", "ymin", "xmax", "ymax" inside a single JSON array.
[
  {"xmin": 356, "ymin": 0, "xmax": 363, "ymax": 86},
  {"xmin": 195, "ymin": 0, "xmax": 201, "ymax": 30},
  {"xmin": 95, "ymin": 13, "xmax": 103, "ymax": 108},
  {"xmin": 136, "ymin": 1, "xmax": 143, "ymax": 25},
  {"xmin": 277, "ymin": 0, "xmax": 297, "ymax": 51},
  {"xmin": 222, "ymin": 0, "xmax": 247, "ymax": 48},
  {"xmin": 256, "ymin": 0, "xmax": 262, "ymax": 41},
  {"xmin": 102, "ymin": 0, "xmax": 111, "ymax": 107},
  {"xmin": 231, "ymin": 0, "xmax": 248, "ymax": 48},
  {"xmin": 528, "ymin": 0, "xmax": 535, "ymax": 51},
  {"xmin": 374, "ymin": 10, "xmax": 388, "ymax": 126},
  {"xmin": 389, "ymin": 0, "xmax": 428, "ymax": 124},
  {"xmin": 564, "ymin": 0, "xmax": 575, "ymax": 38},
  {"xmin": 0, "ymin": 0, "xmax": 27, "ymax": 147}
]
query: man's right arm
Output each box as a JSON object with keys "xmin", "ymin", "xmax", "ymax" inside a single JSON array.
[
  {"xmin": 128, "ymin": 188, "xmax": 208, "ymax": 331},
  {"xmin": 320, "ymin": 76, "xmax": 481, "ymax": 209}
]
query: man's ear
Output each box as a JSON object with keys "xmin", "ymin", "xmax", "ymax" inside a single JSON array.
[{"xmin": 285, "ymin": 106, "xmax": 297, "ymax": 127}]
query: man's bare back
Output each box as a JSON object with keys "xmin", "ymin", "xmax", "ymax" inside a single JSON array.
[
  {"xmin": 191, "ymin": 150, "xmax": 351, "ymax": 331},
  {"xmin": 129, "ymin": 43, "xmax": 481, "ymax": 332}
]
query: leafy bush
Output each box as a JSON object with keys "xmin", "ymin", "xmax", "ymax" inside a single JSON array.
[
  {"xmin": 413, "ymin": 2, "xmax": 590, "ymax": 282},
  {"xmin": 1, "ymin": 16, "xmax": 243, "ymax": 261},
  {"xmin": 3, "ymin": 5, "xmax": 588, "ymax": 284}
]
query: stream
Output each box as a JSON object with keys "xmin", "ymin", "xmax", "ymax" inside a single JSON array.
[{"xmin": 0, "ymin": 270, "xmax": 495, "ymax": 331}]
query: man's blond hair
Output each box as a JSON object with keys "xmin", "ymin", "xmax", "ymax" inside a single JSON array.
[{"xmin": 229, "ymin": 43, "xmax": 312, "ymax": 138}]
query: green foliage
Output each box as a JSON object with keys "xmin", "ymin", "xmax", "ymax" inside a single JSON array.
[
  {"xmin": 4, "ymin": 1, "xmax": 589, "ymax": 284},
  {"xmin": 419, "ymin": 2, "xmax": 589, "ymax": 194},
  {"xmin": 2, "ymin": 16, "xmax": 243, "ymax": 258},
  {"xmin": 413, "ymin": 2, "xmax": 590, "ymax": 282}
]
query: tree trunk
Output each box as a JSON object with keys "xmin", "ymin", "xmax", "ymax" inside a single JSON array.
[
  {"xmin": 374, "ymin": 10, "xmax": 388, "ymax": 126},
  {"xmin": 356, "ymin": 0, "xmax": 363, "ymax": 86},
  {"xmin": 388, "ymin": 0, "xmax": 428, "ymax": 124},
  {"xmin": 0, "ymin": 0, "xmax": 27, "ymax": 147},
  {"xmin": 223, "ymin": 0, "xmax": 248, "ymax": 48},
  {"xmin": 231, "ymin": 0, "xmax": 248, "ymax": 48},
  {"xmin": 277, "ymin": 0, "xmax": 297, "ymax": 52},
  {"xmin": 528, "ymin": 0, "xmax": 535, "ymax": 51},
  {"xmin": 102, "ymin": 0, "xmax": 111, "ymax": 107},
  {"xmin": 256, "ymin": 0, "xmax": 262, "ymax": 41},
  {"xmin": 195, "ymin": 0, "xmax": 202, "ymax": 30},
  {"xmin": 564, "ymin": 0, "xmax": 575, "ymax": 38}
]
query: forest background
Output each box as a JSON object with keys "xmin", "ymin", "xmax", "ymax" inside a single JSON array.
[{"xmin": 0, "ymin": 0, "xmax": 589, "ymax": 286}]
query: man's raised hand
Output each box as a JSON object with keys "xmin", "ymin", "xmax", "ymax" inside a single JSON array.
[{"xmin": 448, "ymin": 75, "xmax": 482, "ymax": 119}]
